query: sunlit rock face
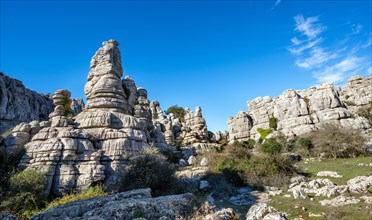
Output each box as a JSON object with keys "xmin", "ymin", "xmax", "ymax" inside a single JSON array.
[
  {"xmin": 18, "ymin": 40, "xmax": 153, "ymax": 196},
  {"xmin": 228, "ymin": 76, "xmax": 372, "ymax": 143}
]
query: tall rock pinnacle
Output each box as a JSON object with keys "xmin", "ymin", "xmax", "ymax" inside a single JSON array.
[{"xmin": 84, "ymin": 39, "xmax": 128, "ymax": 112}]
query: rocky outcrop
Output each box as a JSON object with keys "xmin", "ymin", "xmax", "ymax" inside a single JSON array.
[
  {"xmin": 70, "ymin": 98, "xmax": 85, "ymax": 116},
  {"xmin": 0, "ymin": 73, "xmax": 54, "ymax": 134},
  {"xmin": 342, "ymin": 75, "xmax": 372, "ymax": 115},
  {"xmin": 181, "ymin": 107, "xmax": 209, "ymax": 145},
  {"xmin": 228, "ymin": 76, "xmax": 372, "ymax": 142},
  {"xmin": 31, "ymin": 188, "xmax": 196, "ymax": 220},
  {"xmin": 17, "ymin": 40, "xmax": 159, "ymax": 196}
]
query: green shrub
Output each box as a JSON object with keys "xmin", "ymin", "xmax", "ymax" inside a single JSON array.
[
  {"xmin": 0, "ymin": 147, "xmax": 26, "ymax": 193},
  {"xmin": 166, "ymin": 105, "xmax": 186, "ymax": 123},
  {"xmin": 261, "ymin": 138, "xmax": 283, "ymax": 154},
  {"xmin": 120, "ymin": 147, "xmax": 177, "ymax": 196},
  {"xmin": 208, "ymin": 144, "xmax": 296, "ymax": 189},
  {"xmin": 1, "ymin": 169, "xmax": 46, "ymax": 219},
  {"xmin": 269, "ymin": 114, "xmax": 278, "ymax": 131},
  {"xmin": 310, "ymin": 123, "xmax": 366, "ymax": 158},
  {"xmin": 233, "ymin": 139, "xmax": 256, "ymax": 149},
  {"xmin": 286, "ymin": 136, "xmax": 313, "ymax": 157},
  {"xmin": 257, "ymin": 128, "xmax": 272, "ymax": 142}
]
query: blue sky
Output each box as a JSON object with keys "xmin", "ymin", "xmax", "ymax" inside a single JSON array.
[{"xmin": 1, "ymin": 0, "xmax": 371, "ymax": 132}]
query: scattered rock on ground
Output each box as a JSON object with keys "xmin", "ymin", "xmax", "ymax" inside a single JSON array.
[
  {"xmin": 317, "ymin": 171, "xmax": 343, "ymax": 178},
  {"xmin": 246, "ymin": 203, "xmax": 287, "ymax": 220}
]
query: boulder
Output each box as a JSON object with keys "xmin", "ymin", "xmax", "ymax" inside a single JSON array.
[
  {"xmin": 30, "ymin": 188, "xmax": 196, "ymax": 220},
  {"xmin": 246, "ymin": 203, "xmax": 287, "ymax": 220}
]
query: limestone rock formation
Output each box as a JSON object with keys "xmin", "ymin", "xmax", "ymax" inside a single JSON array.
[
  {"xmin": 228, "ymin": 76, "xmax": 372, "ymax": 142},
  {"xmin": 181, "ymin": 107, "xmax": 209, "ymax": 145},
  {"xmin": 31, "ymin": 188, "xmax": 196, "ymax": 220},
  {"xmin": 342, "ymin": 76, "xmax": 372, "ymax": 115},
  {"xmin": 0, "ymin": 73, "xmax": 54, "ymax": 134},
  {"xmin": 17, "ymin": 40, "xmax": 157, "ymax": 196},
  {"xmin": 70, "ymin": 98, "xmax": 85, "ymax": 116}
]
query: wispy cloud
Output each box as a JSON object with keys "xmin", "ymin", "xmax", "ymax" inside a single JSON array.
[
  {"xmin": 294, "ymin": 15, "xmax": 326, "ymax": 39},
  {"xmin": 288, "ymin": 15, "xmax": 371, "ymax": 85},
  {"xmin": 271, "ymin": 0, "xmax": 282, "ymax": 10},
  {"xmin": 351, "ymin": 24, "xmax": 363, "ymax": 34}
]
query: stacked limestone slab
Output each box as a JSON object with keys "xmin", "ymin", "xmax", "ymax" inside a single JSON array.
[
  {"xmin": 228, "ymin": 76, "xmax": 372, "ymax": 143},
  {"xmin": 17, "ymin": 40, "xmax": 154, "ymax": 196},
  {"xmin": 181, "ymin": 107, "xmax": 209, "ymax": 145}
]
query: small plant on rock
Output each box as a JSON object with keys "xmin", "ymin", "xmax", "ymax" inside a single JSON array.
[{"xmin": 257, "ymin": 128, "xmax": 272, "ymax": 142}]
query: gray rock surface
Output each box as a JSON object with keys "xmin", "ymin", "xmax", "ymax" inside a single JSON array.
[
  {"xmin": 30, "ymin": 188, "xmax": 196, "ymax": 220},
  {"xmin": 317, "ymin": 171, "xmax": 342, "ymax": 178},
  {"xmin": 181, "ymin": 107, "xmax": 209, "ymax": 145},
  {"xmin": 228, "ymin": 76, "xmax": 372, "ymax": 142},
  {"xmin": 204, "ymin": 208, "xmax": 238, "ymax": 220},
  {"xmin": 17, "ymin": 40, "xmax": 158, "ymax": 196},
  {"xmin": 0, "ymin": 73, "xmax": 54, "ymax": 134},
  {"xmin": 319, "ymin": 195, "xmax": 360, "ymax": 207},
  {"xmin": 246, "ymin": 203, "xmax": 287, "ymax": 220}
]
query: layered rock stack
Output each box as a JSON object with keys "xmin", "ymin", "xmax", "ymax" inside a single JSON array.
[
  {"xmin": 228, "ymin": 76, "xmax": 372, "ymax": 143},
  {"xmin": 17, "ymin": 40, "xmax": 156, "ymax": 196},
  {"xmin": 181, "ymin": 107, "xmax": 209, "ymax": 145},
  {"xmin": 49, "ymin": 89, "xmax": 74, "ymax": 127}
]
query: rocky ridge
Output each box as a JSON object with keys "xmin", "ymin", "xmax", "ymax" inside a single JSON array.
[
  {"xmin": 1, "ymin": 40, "xmax": 212, "ymax": 197},
  {"xmin": 228, "ymin": 76, "xmax": 372, "ymax": 142},
  {"xmin": 0, "ymin": 73, "xmax": 54, "ymax": 134}
]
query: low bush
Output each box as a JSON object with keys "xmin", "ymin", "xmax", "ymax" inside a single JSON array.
[
  {"xmin": 269, "ymin": 114, "xmax": 278, "ymax": 131},
  {"xmin": 233, "ymin": 139, "xmax": 256, "ymax": 149},
  {"xmin": 286, "ymin": 136, "xmax": 313, "ymax": 158},
  {"xmin": 119, "ymin": 147, "xmax": 177, "ymax": 196},
  {"xmin": 257, "ymin": 128, "xmax": 272, "ymax": 142},
  {"xmin": 0, "ymin": 147, "xmax": 26, "ymax": 194},
  {"xmin": 208, "ymin": 142, "xmax": 296, "ymax": 189},
  {"xmin": 0, "ymin": 169, "xmax": 46, "ymax": 219},
  {"xmin": 166, "ymin": 105, "xmax": 186, "ymax": 123},
  {"xmin": 260, "ymin": 138, "xmax": 283, "ymax": 154},
  {"xmin": 309, "ymin": 123, "xmax": 366, "ymax": 158}
]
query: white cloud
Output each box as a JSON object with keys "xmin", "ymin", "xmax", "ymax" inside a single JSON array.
[
  {"xmin": 288, "ymin": 15, "xmax": 371, "ymax": 84},
  {"xmin": 352, "ymin": 24, "xmax": 363, "ymax": 34},
  {"xmin": 314, "ymin": 56, "xmax": 363, "ymax": 84},
  {"xmin": 294, "ymin": 15, "xmax": 326, "ymax": 39},
  {"xmin": 288, "ymin": 37, "xmax": 323, "ymax": 55},
  {"xmin": 295, "ymin": 47, "xmax": 337, "ymax": 69},
  {"xmin": 275, "ymin": 0, "xmax": 282, "ymax": 6},
  {"xmin": 271, "ymin": 0, "xmax": 282, "ymax": 10}
]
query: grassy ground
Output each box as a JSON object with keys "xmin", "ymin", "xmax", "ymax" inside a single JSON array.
[{"xmin": 269, "ymin": 156, "xmax": 372, "ymax": 220}]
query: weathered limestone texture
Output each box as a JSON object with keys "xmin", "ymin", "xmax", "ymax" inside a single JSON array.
[
  {"xmin": 228, "ymin": 76, "xmax": 372, "ymax": 142},
  {"xmin": 181, "ymin": 107, "xmax": 209, "ymax": 145},
  {"xmin": 0, "ymin": 73, "xmax": 54, "ymax": 134},
  {"xmin": 18, "ymin": 40, "xmax": 154, "ymax": 196},
  {"xmin": 31, "ymin": 188, "xmax": 196, "ymax": 220}
]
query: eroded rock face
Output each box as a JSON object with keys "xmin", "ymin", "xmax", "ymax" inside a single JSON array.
[
  {"xmin": 30, "ymin": 188, "xmax": 196, "ymax": 220},
  {"xmin": 228, "ymin": 76, "xmax": 372, "ymax": 142},
  {"xmin": 0, "ymin": 73, "xmax": 54, "ymax": 134},
  {"xmin": 181, "ymin": 107, "xmax": 209, "ymax": 145},
  {"xmin": 18, "ymin": 40, "xmax": 153, "ymax": 196}
]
